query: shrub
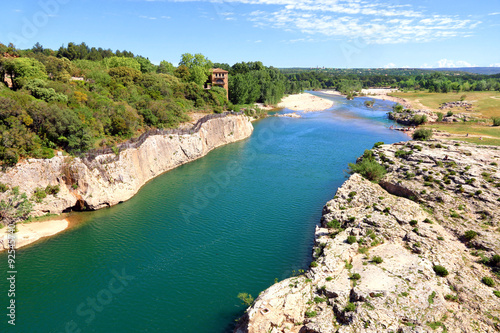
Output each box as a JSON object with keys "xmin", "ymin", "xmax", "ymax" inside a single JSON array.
[
  {"xmin": 0, "ymin": 182, "xmax": 8, "ymax": 193},
  {"xmin": 372, "ymin": 256, "xmax": 383, "ymax": 264},
  {"xmin": 314, "ymin": 296, "xmax": 326, "ymax": 303},
  {"xmin": 305, "ymin": 310, "xmax": 317, "ymax": 318},
  {"xmin": 326, "ymin": 219, "xmax": 341, "ymax": 229},
  {"xmin": 433, "ymin": 265, "xmax": 449, "ymax": 277},
  {"xmin": 347, "ymin": 236, "xmax": 357, "ymax": 244},
  {"xmin": 237, "ymin": 292, "xmax": 254, "ymax": 306},
  {"xmin": 482, "ymin": 277, "xmax": 495, "ymax": 287},
  {"xmin": 373, "ymin": 142, "xmax": 384, "ymax": 148},
  {"xmin": 326, "ymin": 277, "xmax": 333, "ymax": 281},
  {"xmin": 463, "ymin": 230, "xmax": 477, "ymax": 241},
  {"xmin": 45, "ymin": 184, "xmax": 60, "ymax": 195},
  {"xmin": 490, "ymin": 255, "xmax": 500, "ymax": 267},
  {"xmin": 412, "ymin": 129, "xmax": 433, "ymax": 141},
  {"xmin": 348, "ymin": 191, "xmax": 357, "ymax": 198},
  {"xmin": 446, "ymin": 111, "xmax": 454, "ymax": 117},
  {"xmin": 344, "ymin": 302, "xmax": 357, "ymax": 312},
  {"xmin": 409, "ymin": 220, "xmax": 418, "ymax": 226},
  {"xmin": 494, "ymin": 290, "xmax": 500, "ymax": 298},
  {"xmin": 436, "ymin": 112, "xmax": 444, "ymax": 122},
  {"xmin": 310, "ymin": 261, "xmax": 318, "ymax": 268},
  {"xmin": 411, "ymin": 114, "xmax": 427, "ymax": 125},
  {"xmin": 32, "ymin": 187, "xmax": 47, "ymax": 203},
  {"xmin": 350, "ymin": 273, "xmax": 361, "ymax": 280},
  {"xmin": 348, "ymin": 159, "xmax": 387, "ymax": 182},
  {"xmin": 492, "ymin": 117, "xmax": 500, "ymax": 126},
  {"xmin": 395, "ymin": 149, "xmax": 412, "ymax": 158}
]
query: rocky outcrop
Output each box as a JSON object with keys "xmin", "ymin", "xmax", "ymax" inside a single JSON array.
[
  {"xmin": 388, "ymin": 109, "xmax": 438, "ymax": 125},
  {"xmin": 0, "ymin": 115, "xmax": 253, "ymax": 216},
  {"xmin": 235, "ymin": 140, "xmax": 500, "ymax": 333}
]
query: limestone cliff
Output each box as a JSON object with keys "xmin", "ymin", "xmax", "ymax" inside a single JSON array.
[
  {"xmin": 235, "ymin": 140, "xmax": 500, "ymax": 333},
  {"xmin": 0, "ymin": 114, "xmax": 253, "ymax": 216}
]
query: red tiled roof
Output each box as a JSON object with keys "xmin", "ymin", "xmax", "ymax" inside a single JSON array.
[{"xmin": 212, "ymin": 68, "xmax": 228, "ymax": 73}]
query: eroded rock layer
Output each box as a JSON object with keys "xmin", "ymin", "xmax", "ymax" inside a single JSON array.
[{"xmin": 236, "ymin": 140, "xmax": 500, "ymax": 333}]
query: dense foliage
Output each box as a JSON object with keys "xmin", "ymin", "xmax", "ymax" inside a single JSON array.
[
  {"xmin": 0, "ymin": 42, "xmax": 234, "ymax": 166},
  {"xmin": 280, "ymin": 68, "xmax": 500, "ymax": 95}
]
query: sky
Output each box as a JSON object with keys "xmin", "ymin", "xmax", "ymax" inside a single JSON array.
[{"xmin": 1, "ymin": 0, "xmax": 499, "ymax": 68}]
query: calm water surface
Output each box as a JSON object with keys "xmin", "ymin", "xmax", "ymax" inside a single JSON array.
[{"xmin": 0, "ymin": 93, "xmax": 408, "ymax": 332}]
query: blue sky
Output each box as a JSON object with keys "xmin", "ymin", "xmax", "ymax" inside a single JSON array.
[{"xmin": 2, "ymin": 0, "xmax": 499, "ymax": 68}]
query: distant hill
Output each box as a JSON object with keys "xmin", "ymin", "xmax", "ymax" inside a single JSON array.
[
  {"xmin": 425, "ymin": 67, "xmax": 500, "ymax": 75},
  {"xmin": 280, "ymin": 67, "xmax": 500, "ymax": 76}
]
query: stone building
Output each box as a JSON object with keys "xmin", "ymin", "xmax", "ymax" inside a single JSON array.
[{"xmin": 207, "ymin": 68, "xmax": 228, "ymax": 99}]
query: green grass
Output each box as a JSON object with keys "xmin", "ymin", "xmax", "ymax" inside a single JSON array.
[{"xmin": 391, "ymin": 91, "xmax": 500, "ymax": 118}]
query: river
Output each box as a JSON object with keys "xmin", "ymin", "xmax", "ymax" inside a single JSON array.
[{"xmin": 0, "ymin": 92, "xmax": 408, "ymax": 332}]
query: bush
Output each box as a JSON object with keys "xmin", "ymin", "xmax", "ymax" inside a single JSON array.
[
  {"xmin": 348, "ymin": 159, "xmax": 387, "ymax": 183},
  {"xmin": 344, "ymin": 302, "xmax": 356, "ymax": 312},
  {"xmin": 490, "ymin": 254, "xmax": 500, "ymax": 267},
  {"xmin": 412, "ymin": 129, "xmax": 433, "ymax": 141},
  {"xmin": 310, "ymin": 261, "xmax": 318, "ymax": 268},
  {"xmin": 32, "ymin": 187, "xmax": 47, "ymax": 203},
  {"xmin": 436, "ymin": 112, "xmax": 444, "ymax": 122},
  {"xmin": 237, "ymin": 292, "xmax": 254, "ymax": 306},
  {"xmin": 409, "ymin": 220, "xmax": 418, "ymax": 226},
  {"xmin": 0, "ymin": 182, "xmax": 8, "ymax": 193},
  {"xmin": 482, "ymin": 277, "xmax": 495, "ymax": 287},
  {"xmin": 45, "ymin": 184, "xmax": 60, "ymax": 195},
  {"xmin": 492, "ymin": 117, "xmax": 500, "ymax": 126},
  {"xmin": 372, "ymin": 256, "xmax": 383, "ymax": 264},
  {"xmin": 463, "ymin": 230, "xmax": 477, "ymax": 241},
  {"xmin": 347, "ymin": 236, "xmax": 357, "ymax": 244},
  {"xmin": 411, "ymin": 114, "xmax": 427, "ymax": 125},
  {"xmin": 305, "ymin": 310, "xmax": 317, "ymax": 318},
  {"xmin": 326, "ymin": 219, "xmax": 341, "ymax": 229},
  {"xmin": 373, "ymin": 142, "xmax": 384, "ymax": 148},
  {"xmin": 350, "ymin": 273, "xmax": 361, "ymax": 280},
  {"xmin": 433, "ymin": 265, "xmax": 449, "ymax": 277},
  {"xmin": 447, "ymin": 111, "xmax": 454, "ymax": 117}
]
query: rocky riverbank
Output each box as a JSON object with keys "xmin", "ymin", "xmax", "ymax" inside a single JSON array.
[
  {"xmin": 0, "ymin": 114, "xmax": 253, "ymax": 250},
  {"xmin": 235, "ymin": 140, "xmax": 500, "ymax": 333}
]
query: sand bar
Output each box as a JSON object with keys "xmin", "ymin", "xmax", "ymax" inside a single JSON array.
[
  {"xmin": 277, "ymin": 92, "xmax": 334, "ymax": 112},
  {"xmin": 0, "ymin": 218, "xmax": 69, "ymax": 251}
]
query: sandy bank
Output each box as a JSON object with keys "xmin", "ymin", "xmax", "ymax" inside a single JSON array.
[
  {"xmin": 320, "ymin": 89, "xmax": 411, "ymax": 108},
  {"xmin": 1, "ymin": 218, "xmax": 69, "ymax": 251},
  {"xmin": 277, "ymin": 93, "xmax": 334, "ymax": 112}
]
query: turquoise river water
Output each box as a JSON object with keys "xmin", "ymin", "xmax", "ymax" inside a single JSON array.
[{"xmin": 0, "ymin": 93, "xmax": 408, "ymax": 332}]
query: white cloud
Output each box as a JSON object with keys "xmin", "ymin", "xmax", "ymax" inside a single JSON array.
[
  {"xmin": 488, "ymin": 12, "xmax": 500, "ymax": 16},
  {"xmin": 151, "ymin": 0, "xmax": 480, "ymax": 44},
  {"xmin": 437, "ymin": 59, "xmax": 475, "ymax": 68},
  {"xmin": 490, "ymin": 63, "xmax": 500, "ymax": 67},
  {"xmin": 254, "ymin": 40, "xmax": 262, "ymax": 43},
  {"xmin": 384, "ymin": 63, "xmax": 397, "ymax": 68},
  {"xmin": 139, "ymin": 15, "xmax": 157, "ymax": 20}
]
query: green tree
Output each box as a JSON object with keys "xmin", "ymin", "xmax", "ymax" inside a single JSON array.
[
  {"xmin": 179, "ymin": 53, "xmax": 213, "ymax": 85},
  {"xmin": 0, "ymin": 187, "xmax": 32, "ymax": 226},
  {"xmin": 2, "ymin": 57, "xmax": 48, "ymax": 89},
  {"xmin": 157, "ymin": 60, "xmax": 175, "ymax": 74},
  {"xmin": 103, "ymin": 56, "xmax": 141, "ymax": 71}
]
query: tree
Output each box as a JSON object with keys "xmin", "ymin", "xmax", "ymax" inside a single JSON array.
[
  {"xmin": 135, "ymin": 56, "xmax": 155, "ymax": 73},
  {"xmin": 179, "ymin": 53, "xmax": 213, "ymax": 85},
  {"xmin": 157, "ymin": 60, "xmax": 175, "ymax": 74},
  {"xmin": 103, "ymin": 56, "xmax": 141, "ymax": 71},
  {"xmin": 1, "ymin": 57, "xmax": 48, "ymax": 89},
  {"xmin": 0, "ymin": 187, "xmax": 32, "ymax": 226}
]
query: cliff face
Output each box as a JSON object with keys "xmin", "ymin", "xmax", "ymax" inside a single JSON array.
[
  {"xmin": 0, "ymin": 115, "xmax": 253, "ymax": 216},
  {"xmin": 236, "ymin": 141, "xmax": 500, "ymax": 333}
]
